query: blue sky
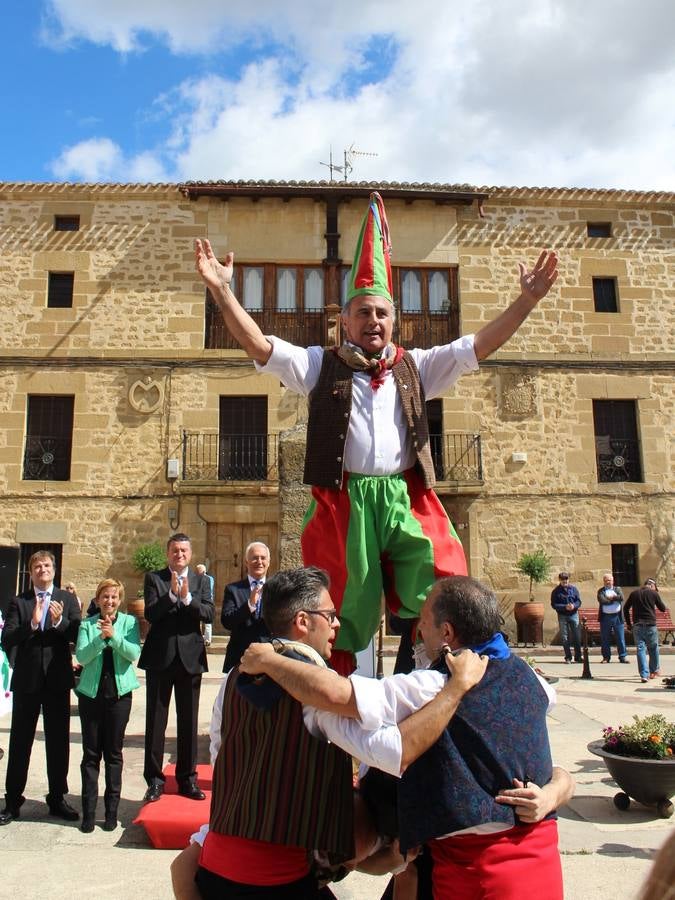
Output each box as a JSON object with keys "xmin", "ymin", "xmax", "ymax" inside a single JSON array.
[{"xmin": 3, "ymin": 0, "xmax": 675, "ymax": 189}]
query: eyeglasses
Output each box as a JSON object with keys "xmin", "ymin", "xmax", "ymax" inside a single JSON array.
[{"xmin": 303, "ymin": 608, "xmax": 338, "ymax": 625}]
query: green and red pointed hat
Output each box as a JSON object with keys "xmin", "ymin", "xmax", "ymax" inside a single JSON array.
[{"xmin": 346, "ymin": 191, "xmax": 393, "ymax": 304}]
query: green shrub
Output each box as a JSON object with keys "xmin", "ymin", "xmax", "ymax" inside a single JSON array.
[
  {"xmin": 516, "ymin": 549, "xmax": 552, "ymax": 599},
  {"xmin": 131, "ymin": 541, "xmax": 166, "ymax": 574}
]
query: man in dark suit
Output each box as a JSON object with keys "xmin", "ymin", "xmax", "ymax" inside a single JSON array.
[
  {"xmin": 0, "ymin": 550, "xmax": 81, "ymax": 825},
  {"xmin": 139, "ymin": 533, "xmax": 214, "ymax": 802},
  {"xmin": 221, "ymin": 541, "xmax": 271, "ymax": 673}
]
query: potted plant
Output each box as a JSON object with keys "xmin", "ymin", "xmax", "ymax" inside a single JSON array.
[
  {"xmin": 128, "ymin": 541, "xmax": 166, "ymax": 639},
  {"xmin": 588, "ymin": 713, "xmax": 675, "ymax": 818},
  {"xmin": 513, "ymin": 549, "xmax": 551, "ymax": 645}
]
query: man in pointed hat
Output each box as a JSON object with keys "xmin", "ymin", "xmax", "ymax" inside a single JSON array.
[{"xmin": 195, "ymin": 192, "xmax": 558, "ymax": 674}]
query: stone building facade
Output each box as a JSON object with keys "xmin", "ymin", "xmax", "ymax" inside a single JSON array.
[{"xmin": 0, "ymin": 180, "xmax": 672, "ymax": 636}]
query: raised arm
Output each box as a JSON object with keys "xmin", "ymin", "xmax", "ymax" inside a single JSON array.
[
  {"xmin": 195, "ymin": 239, "xmax": 272, "ymax": 364},
  {"xmin": 239, "ymin": 642, "xmax": 358, "ymax": 716},
  {"xmin": 473, "ymin": 250, "xmax": 558, "ymax": 361}
]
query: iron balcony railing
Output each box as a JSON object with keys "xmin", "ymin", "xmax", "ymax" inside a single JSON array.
[
  {"xmin": 23, "ymin": 435, "xmax": 72, "ymax": 481},
  {"xmin": 430, "ymin": 432, "xmax": 483, "ymax": 483},
  {"xmin": 206, "ymin": 305, "xmax": 456, "ymax": 350},
  {"xmin": 182, "ymin": 432, "xmax": 279, "ymax": 482}
]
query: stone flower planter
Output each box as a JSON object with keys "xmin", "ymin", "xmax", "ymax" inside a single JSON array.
[{"xmin": 588, "ymin": 739, "xmax": 675, "ymax": 818}]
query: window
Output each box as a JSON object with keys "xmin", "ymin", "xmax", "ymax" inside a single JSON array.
[
  {"xmin": 304, "ymin": 268, "xmax": 324, "ymax": 311},
  {"xmin": 54, "ymin": 215, "xmax": 80, "ymax": 232},
  {"xmin": 23, "ymin": 395, "xmax": 74, "ymax": 481},
  {"xmin": 277, "ymin": 267, "xmax": 296, "ymax": 310},
  {"xmin": 593, "ymin": 400, "xmax": 642, "ymax": 482},
  {"xmin": 587, "ymin": 222, "xmax": 612, "ymax": 238},
  {"xmin": 592, "ymin": 277, "xmax": 618, "ymax": 313},
  {"xmin": 47, "ymin": 272, "xmax": 74, "ymax": 308},
  {"xmin": 611, "ymin": 544, "xmax": 638, "ymax": 588},
  {"xmin": 396, "ymin": 268, "xmax": 451, "ymax": 315},
  {"xmin": 427, "ymin": 399, "xmax": 443, "ymax": 479},
  {"xmin": 219, "ymin": 396, "xmax": 268, "ymax": 480},
  {"xmin": 18, "ymin": 544, "xmax": 63, "ymax": 594}
]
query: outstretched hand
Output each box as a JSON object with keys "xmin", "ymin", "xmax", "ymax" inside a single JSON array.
[
  {"xmin": 518, "ymin": 250, "xmax": 558, "ymax": 305},
  {"xmin": 195, "ymin": 239, "xmax": 234, "ymax": 295}
]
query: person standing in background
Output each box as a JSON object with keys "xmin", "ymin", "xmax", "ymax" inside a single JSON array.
[
  {"xmin": 597, "ymin": 572, "xmax": 628, "ymax": 664},
  {"xmin": 221, "ymin": 542, "xmax": 271, "ymax": 673},
  {"xmin": 550, "ymin": 572, "xmax": 582, "ymax": 664},
  {"xmin": 624, "ymin": 578, "xmax": 666, "ymax": 683},
  {"xmin": 196, "ymin": 564, "xmax": 214, "ymax": 648}
]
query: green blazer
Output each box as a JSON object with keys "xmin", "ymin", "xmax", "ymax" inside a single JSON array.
[{"xmin": 75, "ymin": 610, "xmax": 141, "ymax": 699}]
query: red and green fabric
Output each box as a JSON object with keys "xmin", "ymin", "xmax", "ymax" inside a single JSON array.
[
  {"xmin": 346, "ymin": 191, "xmax": 393, "ymax": 304},
  {"xmin": 301, "ymin": 469, "xmax": 467, "ymax": 670}
]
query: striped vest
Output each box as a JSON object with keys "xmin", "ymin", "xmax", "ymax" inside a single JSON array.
[
  {"xmin": 398, "ymin": 655, "xmax": 554, "ymax": 853},
  {"xmin": 210, "ymin": 668, "xmax": 354, "ymax": 860},
  {"xmin": 303, "ymin": 348, "xmax": 436, "ymax": 489}
]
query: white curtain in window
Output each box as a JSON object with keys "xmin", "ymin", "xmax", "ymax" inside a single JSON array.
[
  {"xmin": 401, "ymin": 270, "xmax": 421, "ymax": 312},
  {"xmin": 340, "ymin": 267, "xmax": 350, "ymax": 307},
  {"xmin": 242, "ymin": 267, "xmax": 263, "ymax": 310},
  {"xmin": 304, "ymin": 268, "xmax": 324, "ymax": 310},
  {"xmin": 277, "ymin": 268, "xmax": 296, "ymax": 310},
  {"xmin": 429, "ymin": 270, "xmax": 449, "ymax": 313}
]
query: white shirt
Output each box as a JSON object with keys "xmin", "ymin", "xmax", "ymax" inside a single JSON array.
[
  {"xmin": 255, "ymin": 336, "xmax": 478, "ymax": 476},
  {"xmin": 209, "ymin": 665, "xmax": 556, "ymax": 778}
]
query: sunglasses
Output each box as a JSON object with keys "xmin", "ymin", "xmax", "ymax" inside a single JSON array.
[{"xmin": 303, "ymin": 608, "xmax": 338, "ymax": 625}]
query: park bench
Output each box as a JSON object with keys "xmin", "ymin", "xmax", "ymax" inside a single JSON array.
[{"xmin": 579, "ymin": 608, "xmax": 675, "ymax": 645}]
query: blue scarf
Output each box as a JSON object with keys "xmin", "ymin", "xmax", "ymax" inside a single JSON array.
[{"xmin": 468, "ymin": 631, "xmax": 511, "ymax": 659}]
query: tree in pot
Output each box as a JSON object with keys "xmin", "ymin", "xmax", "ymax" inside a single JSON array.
[
  {"xmin": 513, "ymin": 549, "xmax": 551, "ymax": 645},
  {"xmin": 129, "ymin": 541, "xmax": 166, "ymax": 639}
]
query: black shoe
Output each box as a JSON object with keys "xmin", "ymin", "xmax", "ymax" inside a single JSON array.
[
  {"xmin": 47, "ymin": 798, "xmax": 79, "ymax": 821},
  {"xmin": 619, "ymin": 658, "xmax": 630, "ymax": 664},
  {"xmin": 143, "ymin": 781, "xmax": 164, "ymax": 803},
  {"xmin": 178, "ymin": 782, "xmax": 206, "ymax": 801},
  {"xmin": 102, "ymin": 816, "xmax": 117, "ymax": 831},
  {"xmin": 574, "ymin": 658, "xmax": 583, "ymax": 663},
  {"xmin": 80, "ymin": 817, "xmax": 95, "ymax": 833},
  {"xmin": 0, "ymin": 807, "xmax": 20, "ymax": 826}
]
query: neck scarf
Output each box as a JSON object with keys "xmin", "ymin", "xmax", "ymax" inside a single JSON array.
[{"xmin": 335, "ymin": 342, "xmax": 404, "ymax": 391}]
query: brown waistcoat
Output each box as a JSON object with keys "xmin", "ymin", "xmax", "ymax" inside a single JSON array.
[
  {"xmin": 209, "ymin": 668, "xmax": 354, "ymax": 860},
  {"xmin": 303, "ymin": 348, "xmax": 436, "ymax": 489}
]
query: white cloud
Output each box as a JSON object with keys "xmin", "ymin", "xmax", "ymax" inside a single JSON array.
[
  {"xmin": 43, "ymin": 0, "xmax": 675, "ymax": 189},
  {"xmin": 50, "ymin": 137, "xmax": 169, "ymax": 182}
]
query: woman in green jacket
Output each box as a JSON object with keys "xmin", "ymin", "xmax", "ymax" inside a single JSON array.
[{"xmin": 76, "ymin": 578, "xmax": 141, "ymax": 833}]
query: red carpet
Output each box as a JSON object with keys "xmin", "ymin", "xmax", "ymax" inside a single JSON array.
[{"xmin": 133, "ymin": 764, "xmax": 212, "ymax": 849}]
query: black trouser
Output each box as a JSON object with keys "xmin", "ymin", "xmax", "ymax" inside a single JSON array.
[
  {"xmin": 78, "ymin": 691, "xmax": 132, "ymax": 816},
  {"xmin": 195, "ymin": 866, "xmax": 322, "ymax": 899},
  {"xmin": 5, "ymin": 688, "xmax": 70, "ymax": 808},
  {"xmin": 144, "ymin": 657, "xmax": 201, "ymax": 785}
]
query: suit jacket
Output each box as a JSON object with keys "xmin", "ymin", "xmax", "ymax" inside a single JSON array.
[
  {"xmin": 138, "ymin": 567, "xmax": 214, "ymax": 675},
  {"xmin": 221, "ymin": 578, "xmax": 270, "ymax": 673},
  {"xmin": 1, "ymin": 587, "xmax": 81, "ymax": 693}
]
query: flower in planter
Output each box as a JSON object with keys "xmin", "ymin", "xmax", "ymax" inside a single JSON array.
[{"xmin": 602, "ymin": 714, "xmax": 675, "ymax": 760}]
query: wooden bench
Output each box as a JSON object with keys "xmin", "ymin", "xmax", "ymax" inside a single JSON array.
[{"xmin": 579, "ymin": 608, "xmax": 675, "ymax": 645}]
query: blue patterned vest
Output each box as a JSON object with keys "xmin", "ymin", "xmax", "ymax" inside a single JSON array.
[{"xmin": 398, "ymin": 654, "xmax": 554, "ymax": 853}]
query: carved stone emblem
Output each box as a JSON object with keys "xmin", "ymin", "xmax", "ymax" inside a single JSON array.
[
  {"xmin": 128, "ymin": 375, "xmax": 163, "ymax": 414},
  {"xmin": 499, "ymin": 371, "xmax": 538, "ymax": 419}
]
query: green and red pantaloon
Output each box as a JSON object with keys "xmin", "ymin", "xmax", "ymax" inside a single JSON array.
[{"xmin": 301, "ymin": 468, "xmax": 467, "ymax": 674}]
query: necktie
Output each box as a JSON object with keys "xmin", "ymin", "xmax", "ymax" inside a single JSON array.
[
  {"xmin": 37, "ymin": 591, "xmax": 49, "ymax": 630},
  {"xmin": 251, "ymin": 581, "xmax": 262, "ymax": 617}
]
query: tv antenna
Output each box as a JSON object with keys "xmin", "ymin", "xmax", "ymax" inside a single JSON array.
[{"xmin": 320, "ymin": 144, "xmax": 378, "ymax": 182}]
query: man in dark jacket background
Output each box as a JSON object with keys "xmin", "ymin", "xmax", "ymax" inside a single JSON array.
[
  {"xmin": 139, "ymin": 533, "xmax": 214, "ymax": 802},
  {"xmin": 624, "ymin": 578, "xmax": 666, "ymax": 682},
  {"xmin": 550, "ymin": 572, "xmax": 582, "ymax": 664}
]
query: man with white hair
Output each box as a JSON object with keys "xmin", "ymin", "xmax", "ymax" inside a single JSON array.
[{"xmin": 221, "ymin": 541, "xmax": 271, "ymax": 672}]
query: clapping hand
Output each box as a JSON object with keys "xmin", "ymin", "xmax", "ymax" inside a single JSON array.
[{"xmin": 98, "ymin": 614, "xmax": 114, "ymax": 640}]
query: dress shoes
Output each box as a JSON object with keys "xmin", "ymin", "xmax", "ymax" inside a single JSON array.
[
  {"xmin": 47, "ymin": 798, "xmax": 79, "ymax": 821},
  {"xmin": 102, "ymin": 815, "xmax": 118, "ymax": 831},
  {"xmin": 178, "ymin": 783, "xmax": 206, "ymax": 801},
  {"xmin": 619, "ymin": 658, "xmax": 630, "ymax": 664},
  {"xmin": 143, "ymin": 781, "xmax": 164, "ymax": 803},
  {"xmin": 0, "ymin": 807, "xmax": 20, "ymax": 826}
]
